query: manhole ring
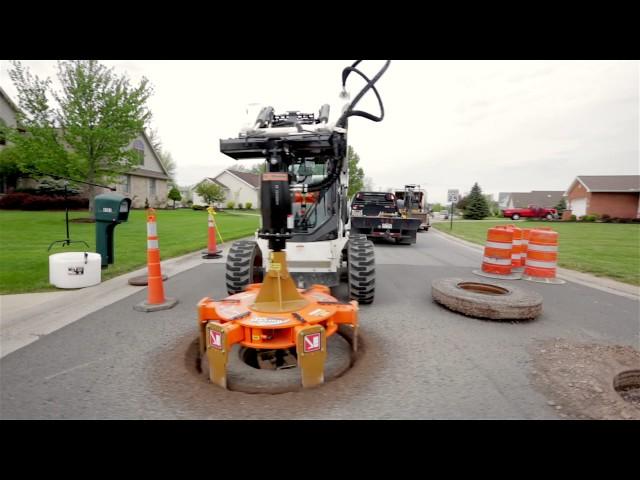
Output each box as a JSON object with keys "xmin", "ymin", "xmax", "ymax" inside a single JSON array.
[
  {"xmin": 197, "ymin": 329, "xmax": 357, "ymax": 394},
  {"xmin": 613, "ymin": 369, "xmax": 640, "ymax": 407},
  {"xmin": 457, "ymin": 281, "xmax": 509, "ymax": 295}
]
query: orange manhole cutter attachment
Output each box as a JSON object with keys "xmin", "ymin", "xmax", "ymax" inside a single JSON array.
[{"xmin": 197, "ymin": 283, "xmax": 358, "ymax": 389}]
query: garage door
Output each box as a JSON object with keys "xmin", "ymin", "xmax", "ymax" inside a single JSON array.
[{"xmin": 570, "ymin": 198, "xmax": 587, "ymax": 217}]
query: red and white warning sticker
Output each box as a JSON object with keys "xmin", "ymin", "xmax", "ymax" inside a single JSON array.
[
  {"xmin": 209, "ymin": 330, "xmax": 222, "ymax": 350},
  {"xmin": 303, "ymin": 332, "xmax": 321, "ymax": 353}
]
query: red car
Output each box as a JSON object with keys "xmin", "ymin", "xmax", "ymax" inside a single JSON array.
[{"xmin": 501, "ymin": 205, "xmax": 558, "ymax": 220}]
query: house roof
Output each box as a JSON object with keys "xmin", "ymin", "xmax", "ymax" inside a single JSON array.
[
  {"xmin": 129, "ymin": 168, "xmax": 170, "ymax": 180},
  {"xmin": 225, "ymin": 170, "xmax": 260, "ymax": 189},
  {"xmin": 508, "ymin": 191, "xmax": 564, "ymax": 208},
  {"xmin": 0, "ymin": 86, "xmax": 20, "ymax": 115},
  {"xmin": 572, "ymin": 175, "xmax": 640, "ymax": 193}
]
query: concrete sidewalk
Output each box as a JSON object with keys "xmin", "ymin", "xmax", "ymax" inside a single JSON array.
[
  {"xmin": 0, "ymin": 246, "xmax": 231, "ymax": 358},
  {"xmin": 431, "ymin": 228, "xmax": 640, "ymax": 300}
]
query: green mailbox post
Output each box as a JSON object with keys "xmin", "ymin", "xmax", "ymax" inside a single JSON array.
[{"xmin": 95, "ymin": 193, "xmax": 132, "ymax": 268}]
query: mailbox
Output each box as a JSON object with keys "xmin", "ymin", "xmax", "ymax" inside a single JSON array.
[{"xmin": 95, "ymin": 193, "xmax": 132, "ymax": 267}]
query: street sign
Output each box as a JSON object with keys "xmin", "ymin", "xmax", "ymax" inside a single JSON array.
[
  {"xmin": 303, "ymin": 332, "xmax": 321, "ymax": 353},
  {"xmin": 209, "ymin": 330, "xmax": 222, "ymax": 349},
  {"xmin": 447, "ymin": 189, "xmax": 459, "ymax": 203}
]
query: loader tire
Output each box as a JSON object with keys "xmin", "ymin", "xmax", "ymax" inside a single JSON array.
[
  {"xmin": 431, "ymin": 277, "xmax": 543, "ymax": 320},
  {"xmin": 225, "ymin": 240, "xmax": 263, "ymax": 295},
  {"xmin": 348, "ymin": 234, "xmax": 375, "ymax": 304}
]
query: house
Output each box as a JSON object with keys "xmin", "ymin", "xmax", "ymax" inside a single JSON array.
[
  {"xmin": 564, "ymin": 175, "xmax": 640, "ymax": 219},
  {"xmin": 192, "ymin": 169, "xmax": 260, "ymax": 208},
  {"xmin": 108, "ymin": 131, "xmax": 171, "ymax": 209},
  {"xmin": 0, "ymin": 86, "xmax": 170, "ymax": 208},
  {"xmin": 500, "ymin": 191, "xmax": 564, "ymax": 209}
]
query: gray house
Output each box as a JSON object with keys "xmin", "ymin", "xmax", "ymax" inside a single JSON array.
[{"xmin": 0, "ymin": 86, "xmax": 170, "ymax": 207}]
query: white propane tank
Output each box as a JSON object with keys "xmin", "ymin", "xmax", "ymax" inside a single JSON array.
[{"xmin": 49, "ymin": 252, "xmax": 102, "ymax": 289}]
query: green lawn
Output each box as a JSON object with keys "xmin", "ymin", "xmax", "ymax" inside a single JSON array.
[
  {"xmin": 433, "ymin": 220, "xmax": 640, "ymax": 286},
  {"xmin": 0, "ymin": 209, "xmax": 260, "ymax": 294}
]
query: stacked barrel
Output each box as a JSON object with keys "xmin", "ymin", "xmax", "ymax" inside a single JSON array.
[
  {"xmin": 474, "ymin": 224, "xmax": 564, "ymax": 284},
  {"xmin": 474, "ymin": 226, "xmax": 521, "ymax": 279},
  {"xmin": 521, "ymin": 229, "xmax": 564, "ymax": 284}
]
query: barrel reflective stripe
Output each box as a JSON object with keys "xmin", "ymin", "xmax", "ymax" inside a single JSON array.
[
  {"xmin": 511, "ymin": 253, "xmax": 522, "ymax": 259},
  {"xmin": 527, "ymin": 244, "xmax": 558, "ymax": 252},
  {"xmin": 148, "ymin": 239, "xmax": 159, "ymax": 249},
  {"xmin": 512, "ymin": 240, "xmax": 522, "ymax": 246},
  {"xmin": 208, "ymin": 219, "xmax": 214, "ymax": 227},
  {"xmin": 483, "ymin": 256, "xmax": 512, "ymax": 266},
  {"xmin": 147, "ymin": 222, "xmax": 157, "ymax": 236},
  {"xmin": 485, "ymin": 241, "xmax": 512, "ymax": 249},
  {"xmin": 525, "ymin": 259, "xmax": 556, "ymax": 269}
]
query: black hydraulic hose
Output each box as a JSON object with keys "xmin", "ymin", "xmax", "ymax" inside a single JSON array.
[{"xmin": 336, "ymin": 60, "xmax": 390, "ymax": 127}]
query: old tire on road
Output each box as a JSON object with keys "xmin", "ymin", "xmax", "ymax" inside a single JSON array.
[{"xmin": 432, "ymin": 277, "xmax": 543, "ymax": 320}]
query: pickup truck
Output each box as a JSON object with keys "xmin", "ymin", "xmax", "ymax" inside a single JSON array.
[
  {"xmin": 350, "ymin": 191, "xmax": 421, "ymax": 244},
  {"xmin": 501, "ymin": 205, "xmax": 558, "ymax": 220}
]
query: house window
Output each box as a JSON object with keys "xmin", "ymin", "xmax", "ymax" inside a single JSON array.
[
  {"xmin": 120, "ymin": 174, "xmax": 131, "ymax": 193},
  {"xmin": 149, "ymin": 178, "xmax": 156, "ymax": 196},
  {"xmin": 133, "ymin": 139, "xmax": 145, "ymax": 164},
  {"xmin": 0, "ymin": 118, "xmax": 6, "ymax": 145}
]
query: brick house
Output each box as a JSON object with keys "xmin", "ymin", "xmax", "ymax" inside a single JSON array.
[{"xmin": 564, "ymin": 175, "xmax": 640, "ymax": 219}]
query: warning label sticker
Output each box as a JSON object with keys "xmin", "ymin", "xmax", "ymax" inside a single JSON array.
[
  {"xmin": 303, "ymin": 333, "xmax": 321, "ymax": 353},
  {"xmin": 209, "ymin": 330, "xmax": 222, "ymax": 350},
  {"xmin": 308, "ymin": 308, "xmax": 329, "ymax": 317}
]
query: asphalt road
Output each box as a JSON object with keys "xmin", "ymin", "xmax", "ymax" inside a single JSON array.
[{"xmin": 1, "ymin": 231, "xmax": 638, "ymax": 419}]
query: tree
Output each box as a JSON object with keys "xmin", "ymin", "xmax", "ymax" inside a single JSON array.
[
  {"xmin": 168, "ymin": 186, "xmax": 181, "ymax": 208},
  {"xmin": 554, "ymin": 197, "xmax": 567, "ymax": 216},
  {"xmin": 430, "ymin": 203, "xmax": 443, "ymax": 212},
  {"xmin": 463, "ymin": 182, "xmax": 491, "ymax": 219},
  {"xmin": 249, "ymin": 162, "xmax": 266, "ymax": 175},
  {"xmin": 347, "ymin": 146, "xmax": 364, "ymax": 197},
  {"xmin": 5, "ymin": 60, "xmax": 153, "ymax": 214},
  {"xmin": 195, "ymin": 181, "xmax": 225, "ymax": 205}
]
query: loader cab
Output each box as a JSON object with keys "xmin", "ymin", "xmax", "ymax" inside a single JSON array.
[{"xmin": 288, "ymin": 160, "xmax": 341, "ymax": 242}]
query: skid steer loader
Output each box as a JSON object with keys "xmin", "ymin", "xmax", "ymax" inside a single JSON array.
[{"xmin": 221, "ymin": 60, "xmax": 390, "ymax": 305}]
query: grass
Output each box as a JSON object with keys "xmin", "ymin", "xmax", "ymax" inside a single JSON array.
[
  {"xmin": 0, "ymin": 209, "xmax": 260, "ymax": 294},
  {"xmin": 433, "ymin": 219, "xmax": 640, "ymax": 286}
]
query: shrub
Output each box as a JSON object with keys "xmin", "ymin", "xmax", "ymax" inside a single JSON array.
[
  {"xmin": 192, "ymin": 204, "xmax": 206, "ymax": 211},
  {"xmin": 237, "ymin": 203, "xmax": 244, "ymax": 210},
  {"xmin": 0, "ymin": 192, "xmax": 88, "ymax": 210},
  {"xmin": 581, "ymin": 215, "xmax": 597, "ymax": 222},
  {"xmin": 569, "ymin": 214, "xmax": 577, "ymax": 222},
  {"xmin": 601, "ymin": 214, "xmax": 611, "ymax": 222},
  {"xmin": 226, "ymin": 201, "xmax": 235, "ymax": 209},
  {"xmin": 632, "ymin": 218, "xmax": 640, "ymax": 223},
  {"xmin": 245, "ymin": 202, "xmax": 252, "ymax": 210}
]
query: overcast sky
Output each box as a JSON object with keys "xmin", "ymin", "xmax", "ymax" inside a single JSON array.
[{"xmin": 1, "ymin": 60, "xmax": 637, "ymax": 203}]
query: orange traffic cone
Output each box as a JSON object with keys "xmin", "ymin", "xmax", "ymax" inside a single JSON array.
[
  {"xmin": 202, "ymin": 206, "xmax": 223, "ymax": 259},
  {"xmin": 134, "ymin": 209, "xmax": 178, "ymax": 312}
]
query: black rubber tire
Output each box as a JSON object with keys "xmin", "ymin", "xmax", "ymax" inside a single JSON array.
[
  {"xmin": 432, "ymin": 277, "xmax": 543, "ymax": 320},
  {"xmin": 348, "ymin": 234, "xmax": 375, "ymax": 304},
  {"xmin": 200, "ymin": 333, "xmax": 353, "ymax": 394},
  {"xmin": 225, "ymin": 240, "xmax": 263, "ymax": 295}
]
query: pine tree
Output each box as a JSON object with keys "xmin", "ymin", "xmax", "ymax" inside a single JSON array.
[{"xmin": 463, "ymin": 182, "xmax": 490, "ymax": 219}]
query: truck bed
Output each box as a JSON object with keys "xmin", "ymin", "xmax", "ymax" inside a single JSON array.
[{"xmin": 351, "ymin": 215, "xmax": 422, "ymax": 244}]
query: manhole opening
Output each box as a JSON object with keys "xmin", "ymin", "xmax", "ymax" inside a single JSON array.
[
  {"xmin": 457, "ymin": 282, "xmax": 509, "ymax": 295},
  {"xmin": 613, "ymin": 370, "xmax": 640, "ymax": 407},
  {"xmin": 240, "ymin": 347, "xmax": 299, "ymax": 370}
]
